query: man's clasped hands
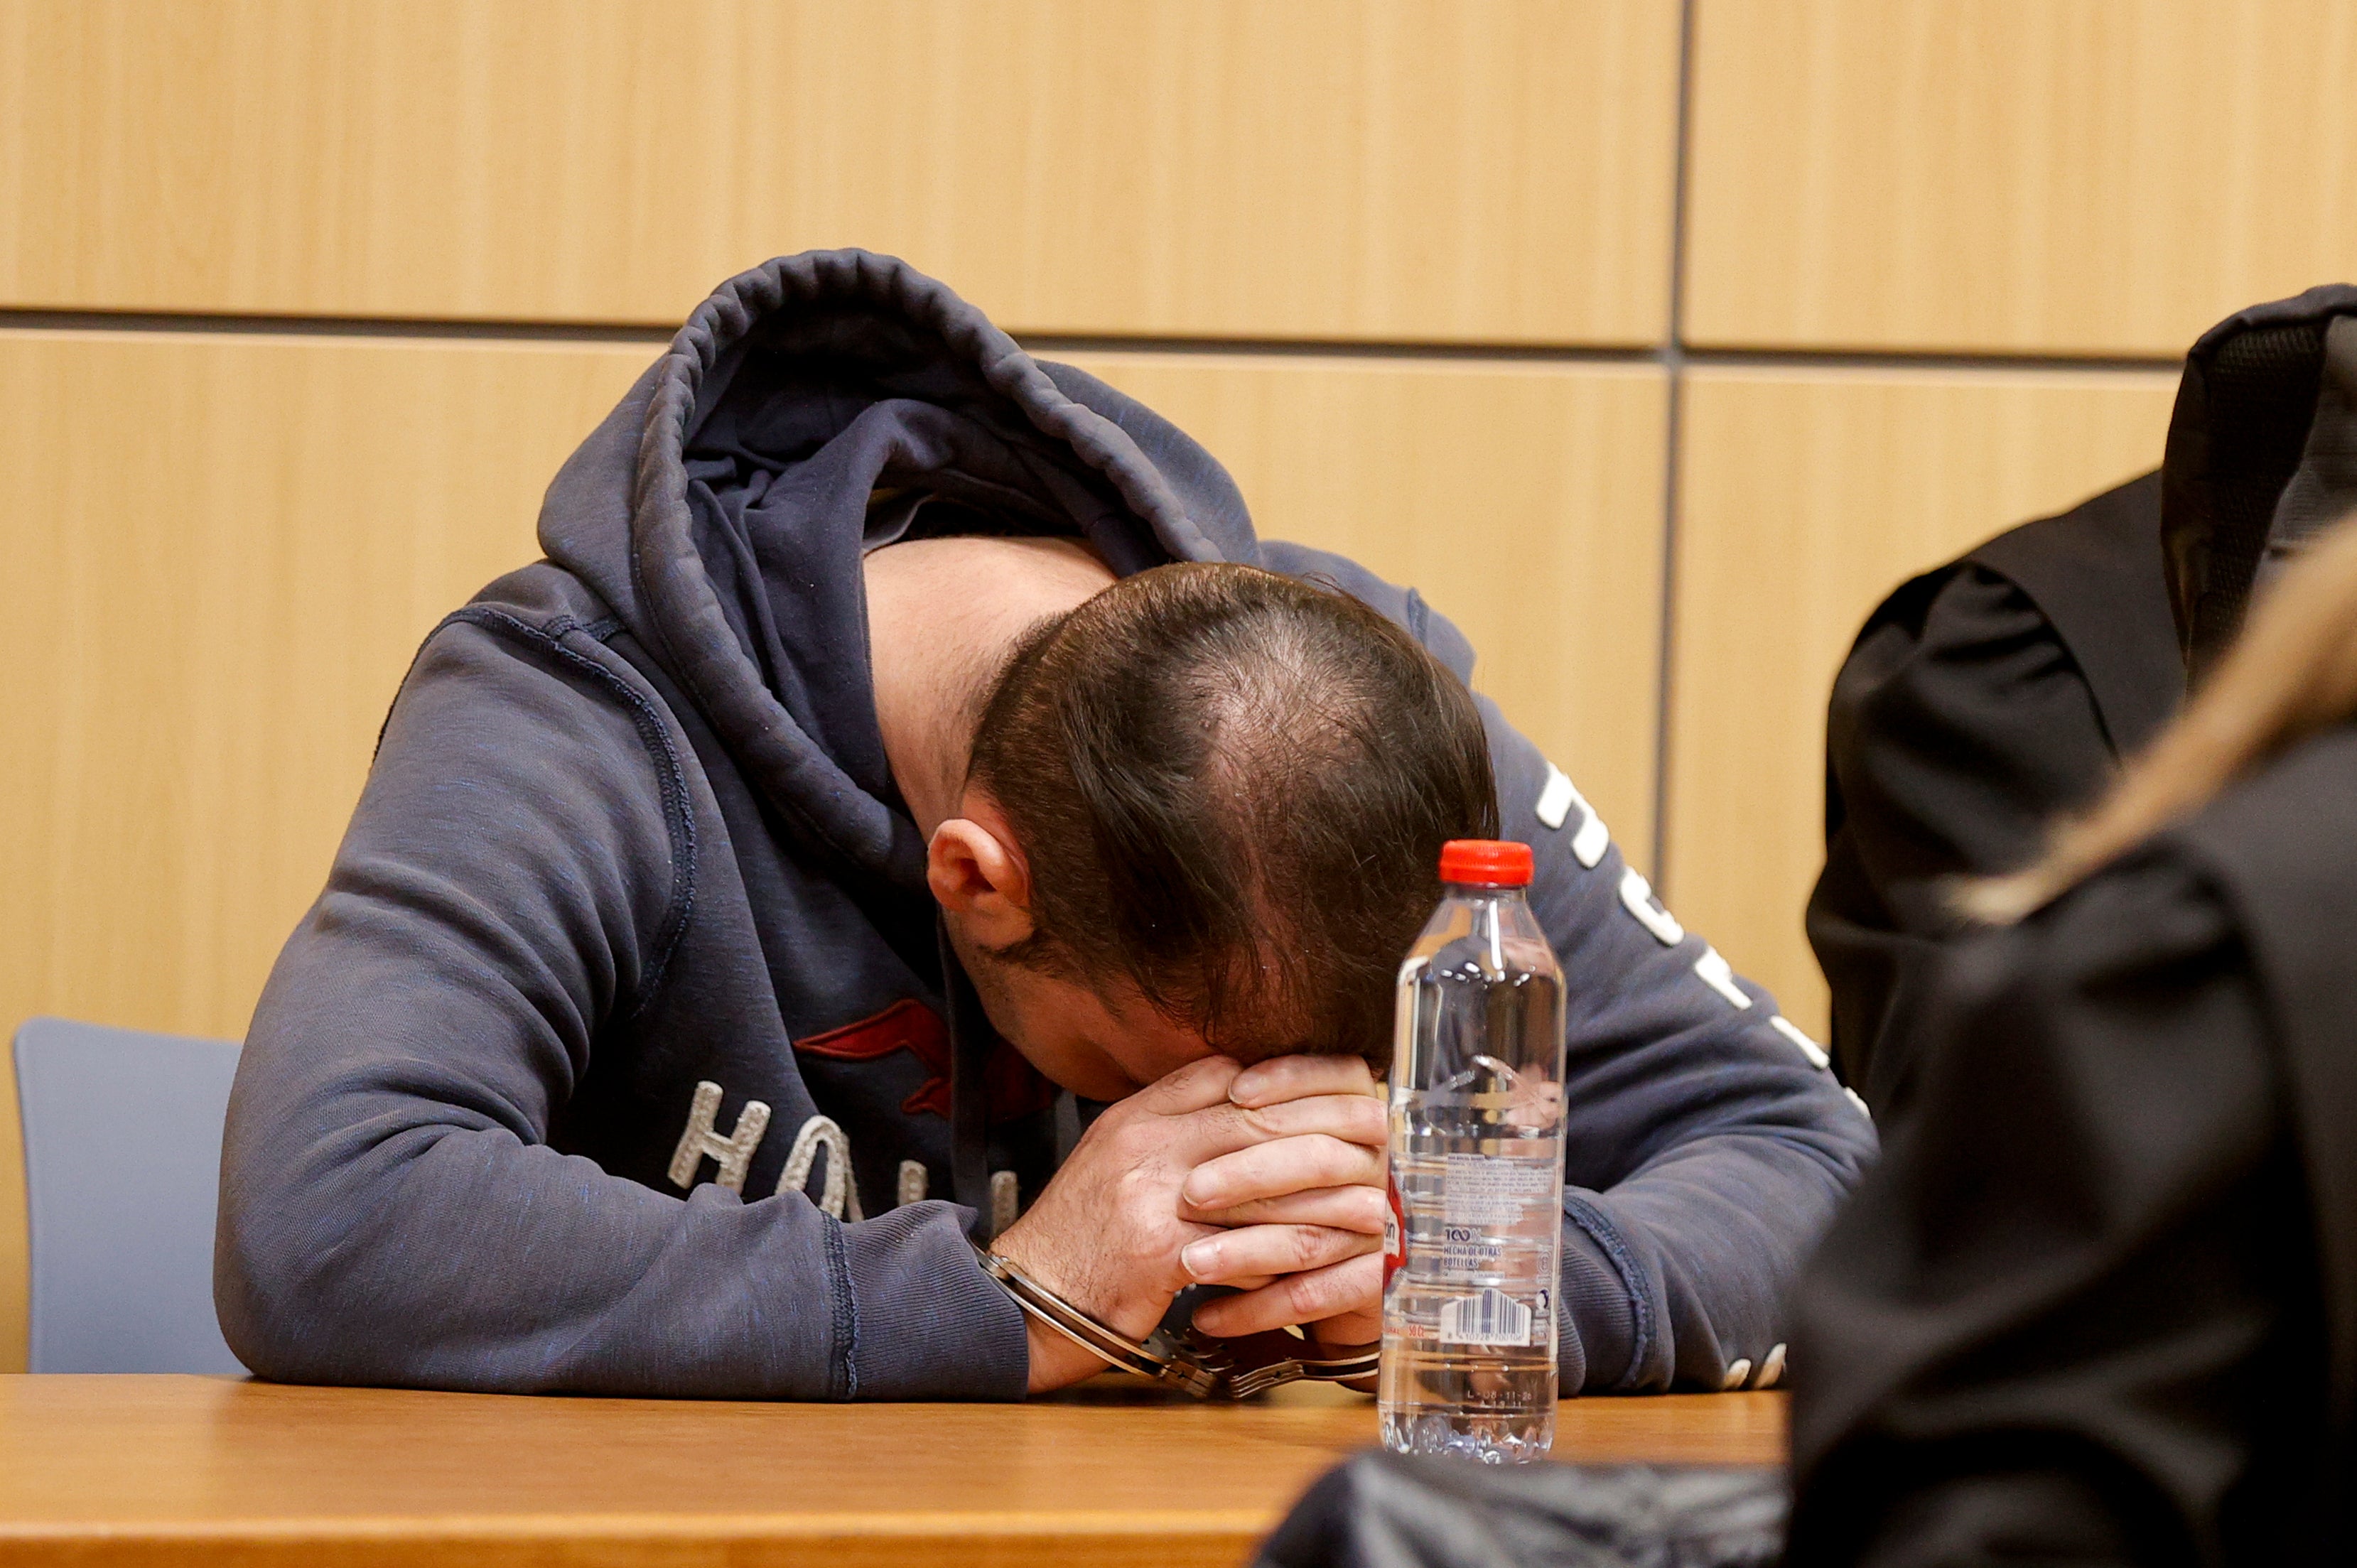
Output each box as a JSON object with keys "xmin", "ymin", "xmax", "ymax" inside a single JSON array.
[{"xmin": 990, "ymin": 1054, "xmax": 1388, "ymax": 1394}]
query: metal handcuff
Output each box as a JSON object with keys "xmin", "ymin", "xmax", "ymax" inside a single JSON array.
[{"xmin": 975, "ymin": 1245, "xmax": 1380, "ymax": 1399}]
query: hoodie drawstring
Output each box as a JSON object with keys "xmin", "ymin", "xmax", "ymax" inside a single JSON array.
[{"xmin": 937, "ymin": 916, "xmax": 994, "ymax": 1242}]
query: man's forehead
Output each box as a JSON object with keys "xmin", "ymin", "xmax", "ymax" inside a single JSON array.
[
  {"xmin": 1094, "ymin": 983, "xmax": 1284, "ymax": 1048},
  {"xmin": 1090, "ymin": 985, "xmax": 1208, "ymax": 1049}
]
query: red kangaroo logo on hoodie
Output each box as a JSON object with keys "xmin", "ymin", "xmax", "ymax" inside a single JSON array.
[{"xmin": 794, "ymin": 998, "xmax": 1055, "ymax": 1123}]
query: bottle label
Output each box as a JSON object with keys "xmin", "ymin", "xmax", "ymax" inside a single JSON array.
[
  {"xmin": 1383, "ymin": 1177, "xmax": 1406, "ymax": 1289},
  {"xmin": 1442, "ymin": 1155, "xmax": 1555, "ymax": 1272},
  {"xmin": 1440, "ymin": 1155, "xmax": 1554, "ymax": 1226}
]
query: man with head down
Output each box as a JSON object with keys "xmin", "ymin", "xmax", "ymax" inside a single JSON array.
[{"xmin": 217, "ymin": 251, "xmax": 1872, "ymax": 1399}]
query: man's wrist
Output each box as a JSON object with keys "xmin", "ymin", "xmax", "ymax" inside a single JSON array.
[
  {"xmin": 1023, "ymin": 1314, "xmax": 1111, "ymax": 1394},
  {"xmin": 987, "ymin": 1219, "xmax": 1160, "ymax": 1341},
  {"xmin": 978, "ymin": 1234, "xmax": 1109, "ymax": 1394}
]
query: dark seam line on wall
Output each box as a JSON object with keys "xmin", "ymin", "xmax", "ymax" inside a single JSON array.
[
  {"xmin": 1015, "ymin": 334, "xmax": 1661, "ymax": 364},
  {"xmin": 1651, "ymin": 0, "xmax": 1698, "ymax": 894},
  {"xmin": 0, "ymin": 308, "xmax": 676, "ymax": 343},
  {"xmin": 0, "ymin": 308, "xmax": 2191, "ymax": 374},
  {"xmin": 1686, "ymin": 345, "xmax": 2182, "ymax": 374}
]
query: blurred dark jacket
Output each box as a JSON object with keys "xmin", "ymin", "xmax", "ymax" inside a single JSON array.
[
  {"xmin": 1787, "ymin": 718, "xmax": 2357, "ymax": 1564},
  {"xmin": 1811, "ymin": 283, "xmax": 2357, "ymax": 1115},
  {"xmin": 1805, "ymin": 471, "xmax": 2179, "ymax": 1113}
]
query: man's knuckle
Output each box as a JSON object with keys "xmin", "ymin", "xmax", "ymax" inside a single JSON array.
[
  {"xmin": 1246, "ymin": 1103, "xmax": 1294, "ymax": 1137},
  {"xmin": 1111, "ymin": 1164, "xmax": 1158, "ymax": 1206},
  {"xmin": 1182, "ymin": 1103, "xmax": 1236, "ymax": 1141}
]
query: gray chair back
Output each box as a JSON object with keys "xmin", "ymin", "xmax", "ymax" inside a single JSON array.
[{"xmin": 14, "ymin": 1017, "xmax": 246, "ymax": 1373}]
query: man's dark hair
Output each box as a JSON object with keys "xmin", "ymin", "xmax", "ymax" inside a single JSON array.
[{"xmin": 966, "ymin": 562, "xmax": 1500, "ymax": 1065}]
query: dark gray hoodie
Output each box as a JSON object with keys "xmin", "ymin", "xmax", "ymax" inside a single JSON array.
[{"xmin": 216, "ymin": 250, "xmax": 1875, "ymax": 1400}]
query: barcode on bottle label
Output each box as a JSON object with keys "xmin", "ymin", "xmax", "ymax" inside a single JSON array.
[
  {"xmin": 1441, "ymin": 1155, "xmax": 1554, "ymax": 1226},
  {"xmin": 1437, "ymin": 1287, "xmax": 1534, "ymax": 1348}
]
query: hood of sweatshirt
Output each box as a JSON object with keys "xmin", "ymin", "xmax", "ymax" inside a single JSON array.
[{"xmin": 534, "ymin": 250, "xmax": 1259, "ymax": 893}]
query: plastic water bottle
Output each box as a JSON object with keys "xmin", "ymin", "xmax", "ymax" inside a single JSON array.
[{"xmin": 1379, "ymin": 838, "xmax": 1567, "ymax": 1463}]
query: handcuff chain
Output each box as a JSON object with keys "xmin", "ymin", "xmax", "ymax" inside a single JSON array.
[
  {"xmin": 973, "ymin": 1245, "xmax": 1379, "ymax": 1400},
  {"xmin": 976, "ymin": 1246, "xmax": 1221, "ymax": 1396}
]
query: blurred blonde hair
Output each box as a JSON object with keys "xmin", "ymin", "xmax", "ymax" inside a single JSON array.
[{"xmin": 1963, "ymin": 509, "xmax": 2357, "ymax": 924}]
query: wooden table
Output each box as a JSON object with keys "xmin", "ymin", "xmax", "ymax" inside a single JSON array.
[{"xmin": 0, "ymin": 1374, "xmax": 1785, "ymax": 1567}]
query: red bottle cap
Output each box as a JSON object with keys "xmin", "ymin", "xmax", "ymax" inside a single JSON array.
[{"xmin": 1438, "ymin": 839, "xmax": 1533, "ymax": 887}]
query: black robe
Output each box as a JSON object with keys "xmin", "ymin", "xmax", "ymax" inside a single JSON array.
[
  {"xmin": 1787, "ymin": 721, "xmax": 2357, "ymax": 1565},
  {"xmin": 1806, "ymin": 472, "xmax": 2182, "ymax": 1112},
  {"xmin": 1813, "ymin": 285, "xmax": 2357, "ymax": 1119}
]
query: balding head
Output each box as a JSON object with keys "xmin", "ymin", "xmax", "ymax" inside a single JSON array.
[{"xmin": 966, "ymin": 562, "xmax": 1498, "ymax": 1066}]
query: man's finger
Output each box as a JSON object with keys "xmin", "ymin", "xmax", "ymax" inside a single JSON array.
[
  {"xmin": 1150, "ymin": 1091, "xmax": 1386, "ymax": 1169},
  {"xmin": 1229, "ymin": 1054, "xmax": 1379, "ymax": 1108},
  {"xmin": 1189, "ymin": 1253, "xmax": 1384, "ymax": 1338},
  {"xmin": 1231, "ymin": 1092, "xmax": 1388, "ymax": 1147},
  {"xmin": 1170, "ymin": 1091, "xmax": 1386, "ymax": 1163},
  {"xmin": 1179, "ymin": 1223, "xmax": 1378, "ymax": 1286},
  {"xmin": 1180, "ymin": 1184, "xmax": 1386, "ymax": 1233},
  {"xmin": 1180, "ymin": 1132, "xmax": 1384, "ymax": 1211},
  {"xmin": 1131, "ymin": 1054, "xmax": 1244, "ymax": 1115}
]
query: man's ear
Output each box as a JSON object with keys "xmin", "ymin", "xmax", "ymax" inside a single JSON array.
[{"xmin": 927, "ymin": 805, "xmax": 1035, "ymax": 949}]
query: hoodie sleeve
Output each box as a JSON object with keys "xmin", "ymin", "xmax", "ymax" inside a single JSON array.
[
  {"xmin": 215, "ymin": 607, "xmax": 1027, "ymax": 1399},
  {"xmin": 1259, "ymin": 541, "xmax": 1878, "ymax": 1395}
]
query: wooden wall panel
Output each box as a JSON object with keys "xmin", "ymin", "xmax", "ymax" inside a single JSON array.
[
  {"xmin": 1067, "ymin": 355, "xmax": 1668, "ymax": 854},
  {"xmin": 0, "ymin": 331, "xmax": 655, "ymax": 1370},
  {"xmin": 1665, "ymin": 368, "xmax": 2180, "ymax": 1036},
  {"xmin": 1686, "ymin": 0, "xmax": 2357, "ymax": 356},
  {"xmin": 0, "ymin": 0, "xmax": 1679, "ymax": 345}
]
